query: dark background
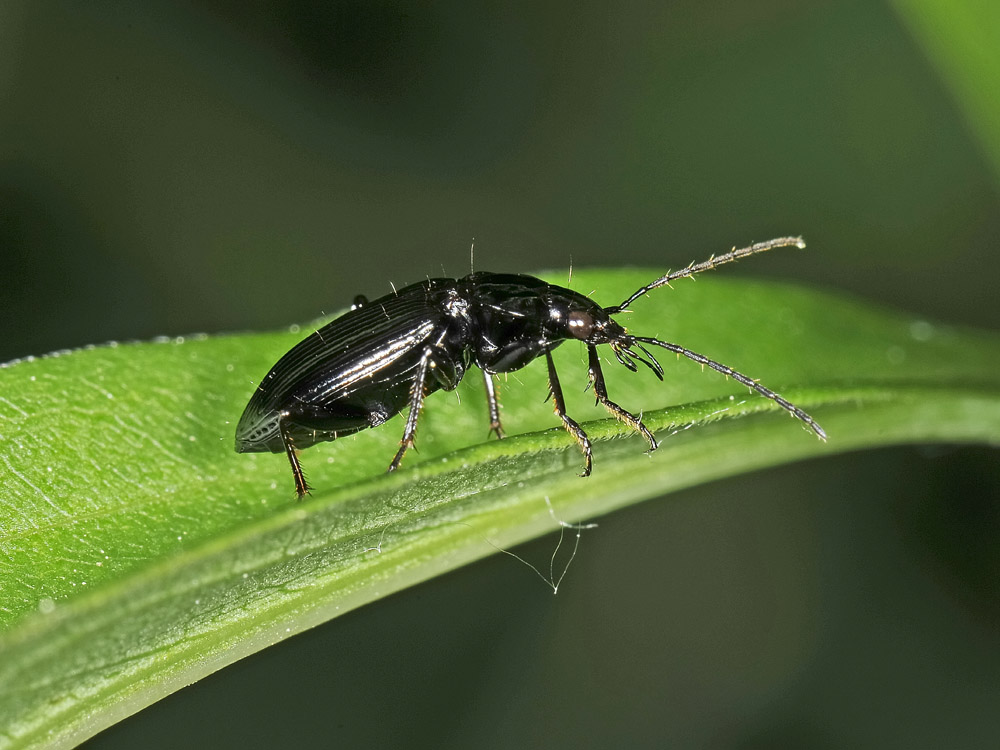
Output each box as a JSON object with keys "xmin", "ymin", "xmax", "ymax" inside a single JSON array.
[{"xmin": 2, "ymin": 1, "xmax": 998, "ymax": 747}]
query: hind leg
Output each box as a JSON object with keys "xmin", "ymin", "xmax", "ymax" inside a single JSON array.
[
  {"xmin": 278, "ymin": 413, "xmax": 311, "ymax": 498},
  {"xmin": 275, "ymin": 403, "xmax": 370, "ymax": 498}
]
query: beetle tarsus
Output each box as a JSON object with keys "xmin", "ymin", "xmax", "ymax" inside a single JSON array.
[{"xmin": 389, "ymin": 439, "xmax": 413, "ymax": 472}]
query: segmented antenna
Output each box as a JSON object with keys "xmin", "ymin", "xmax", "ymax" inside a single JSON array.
[
  {"xmin": 607, "ymin": 236, "xmax": 806, "ymax": 313},
  {"xmin": 631, "ymin": 335, "xmax": 827, "ymax": 440}
]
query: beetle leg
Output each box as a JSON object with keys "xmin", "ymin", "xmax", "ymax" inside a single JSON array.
[
  {"xmin": 278, "ymin": 413, "xmax": 312, "ymax": 498},
  {"xmin": 389, "ymin": 347, "xmax": 435, "ymax": 471},
  {"xmin": 588, "ymin": 346, "xmax": 657, "ymax": 452},
  {"xmin": 545, "ymin": 349, "xmax": 592, "ymax": 476},
  {"xmin": 482, "ymin": 370, "xmax": 505, "ymax": 439}
]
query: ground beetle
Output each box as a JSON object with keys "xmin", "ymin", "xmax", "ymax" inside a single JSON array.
[{"xmin": 236, "ymin": 237, "xmax": 826, "ymax": 497}]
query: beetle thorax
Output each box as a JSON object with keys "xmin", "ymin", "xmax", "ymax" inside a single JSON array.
[{"xmin": 443, "ymin": 290, "xmax": 472, "ymax": 324}]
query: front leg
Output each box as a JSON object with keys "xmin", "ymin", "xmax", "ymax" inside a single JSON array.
[
  {"xmin": 545, "ymin": 349, "xmax": 592, "ymax": 476},
  {"xmin": 588, "ymin": 346, "xmax": 657, "ymax": 451}
]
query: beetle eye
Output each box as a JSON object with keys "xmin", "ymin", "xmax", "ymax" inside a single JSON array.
[{"xmin": 567, "ymin": 310, "xmax": 595, "ymax": 339}]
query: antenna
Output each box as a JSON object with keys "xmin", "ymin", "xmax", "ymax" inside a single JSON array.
[
  {"xmin": 607, "ymin": 236, "xmax": 805, "ymax": 313},
  {"xmin": 625, "ymin": 335, "xmax": 826, "ymax": 440}
]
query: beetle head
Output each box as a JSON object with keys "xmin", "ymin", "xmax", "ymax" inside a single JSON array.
[
  {"xmin": 551, "ymin": 302, "xmax": 665, "ymax": 380},
  {"xmin": 547, "ymin": 300, "xmax": 627, "ymax": 345}
]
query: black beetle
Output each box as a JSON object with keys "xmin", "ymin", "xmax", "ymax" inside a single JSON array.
[{"xmin": 236, "ymin": 237, "xmax": 825, "ymax": 497}]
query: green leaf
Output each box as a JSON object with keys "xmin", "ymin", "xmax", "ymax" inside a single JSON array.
[
  {"xmin": 891, "ymin": 0, "xmax": 1000, "ymax": 181},
  {"xmin": 1, "ymin": 270, "xmax": 998, "ymax": 749}
]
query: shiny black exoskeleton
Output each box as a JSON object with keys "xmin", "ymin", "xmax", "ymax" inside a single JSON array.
[{"xmin": 236, "ymin": 237, "xmax": 826, "ymax": 497}]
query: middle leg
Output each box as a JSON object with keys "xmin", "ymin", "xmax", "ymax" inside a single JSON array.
[
  {"xmin": 389, "ymin": 347, "xmax": 435, "ymax": 471},
  {"xmin": 482, "ymin": 370, "xmax": 504, "ymax": 439}
]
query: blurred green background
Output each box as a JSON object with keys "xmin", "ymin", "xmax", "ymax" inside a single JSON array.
[{"xmin": 2, "ymin": 1, "xmax": 998, "ymax": 747}]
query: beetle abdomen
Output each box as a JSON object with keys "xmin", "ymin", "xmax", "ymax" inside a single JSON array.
[{"xmin": 236, "ymin": 280, "xmax": 458, "ymax": 455}]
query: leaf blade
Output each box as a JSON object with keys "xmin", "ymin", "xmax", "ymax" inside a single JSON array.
[{"xmin": 1, "ymin": 271, "xmax": 999, "ymax": 749}]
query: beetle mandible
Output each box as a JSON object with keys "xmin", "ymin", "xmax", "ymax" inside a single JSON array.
[{"xmin": 236, "ymin": 237, "xmax": 826, "ymax": 497}]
